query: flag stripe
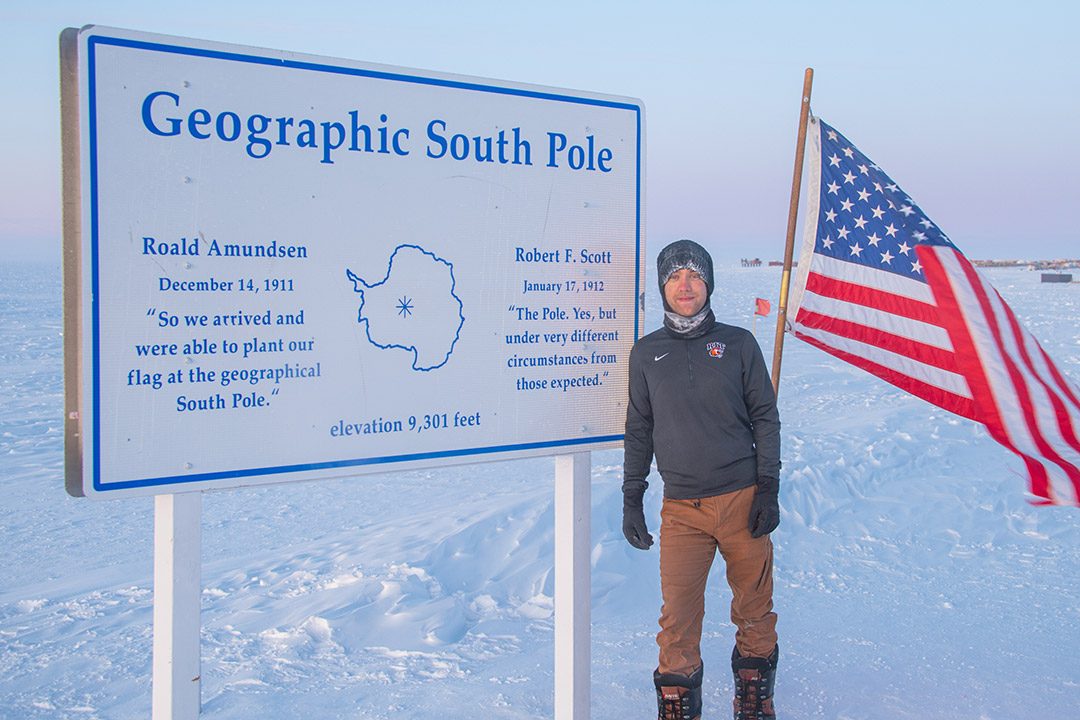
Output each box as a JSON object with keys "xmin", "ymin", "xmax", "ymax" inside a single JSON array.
[
  {"xmin": 795, "ymin": 329, "xmax": 976, "ymax": 419},
  {"xmin": 802, "ymin": 272, "xmax": 952, "ymax": 350},
  {"xmin": 949, "ymin": 251, "xmax": 1080, "ymax": 503},
  {"xmin": 806, "ymin": 253, "xmax": 936, "ymax": 304},
  {"xmin": 919, "ymin": 246, "xmax": 1055, "ymax": 500},
  {"xmin": 797, "ymin": 308, "xmax": 957, "ymax": 371},
  {"xmin": 793, "ymin": 317, "xmax": 973, "ymax": 406},
  {"xmin": 1042, "ymin": 346, "xmax": 1080, "ymax": 414},
  {"xmin": 805, "ymin": 271, "xmax": 944, "ymax": 327},
  {"xmin": 996, "ymin": 286, "xmax": 1080, "ymax": 465},
  {"xmin": 1003, "ymin": 308, "xmax": 1080, "ymax": 502}
]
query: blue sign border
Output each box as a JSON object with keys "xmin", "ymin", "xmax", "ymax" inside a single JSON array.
[{"xmin": 84, "ymin": 31, "xmax": 644, "ymax": 494}]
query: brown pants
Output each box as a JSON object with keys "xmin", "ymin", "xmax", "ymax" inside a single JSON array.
[{"xmin": 657, "ymin": 485, "xmax": 777, "ymax": 676}]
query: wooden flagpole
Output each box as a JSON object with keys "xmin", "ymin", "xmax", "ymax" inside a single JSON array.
[{"xmin": 771, "ymin": 68, "xmax": 814, "ymax": 397}]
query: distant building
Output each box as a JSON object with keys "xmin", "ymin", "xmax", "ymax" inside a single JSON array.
[{"xmin": 973, "ymin": 258, "xmax": 1080, "ymax": 269}]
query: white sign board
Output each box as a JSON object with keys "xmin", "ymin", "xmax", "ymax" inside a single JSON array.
[{"xmin": 63, "ymin": 26, "xmax": 645, "ymax": 499}]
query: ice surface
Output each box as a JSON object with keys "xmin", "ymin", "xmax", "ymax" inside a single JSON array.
[{"xmin": 1, "ymin": 261, "xmax": 1078, "ymax": 718}]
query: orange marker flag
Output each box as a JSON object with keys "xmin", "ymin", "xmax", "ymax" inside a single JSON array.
[{"xmin": 752, "ymin": 297, "xmax": 771, "ymax": 334}]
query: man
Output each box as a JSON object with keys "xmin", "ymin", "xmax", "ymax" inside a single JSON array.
[{"xmin": 622, "ymin": 239, "xmax": 781, "ymax": 719}]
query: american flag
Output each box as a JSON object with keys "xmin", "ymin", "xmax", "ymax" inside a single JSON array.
[{"xmin": 788, "ymin": 118, "xmax": 1080, "ymax": 506}]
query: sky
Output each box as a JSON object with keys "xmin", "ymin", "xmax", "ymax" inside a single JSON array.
[{"xmin": 3, "ymin": 0, "xmax": 1078, "ymax": 264}]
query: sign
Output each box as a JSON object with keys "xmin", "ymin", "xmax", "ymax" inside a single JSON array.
[{"xmin": 62, "ymin": 26, "xmax": 645, "ymax": 499}]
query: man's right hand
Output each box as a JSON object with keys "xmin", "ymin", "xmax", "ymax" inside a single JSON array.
[{"xmin": 622, "ymin": 490, "xmax": 654, "ymax": 550}]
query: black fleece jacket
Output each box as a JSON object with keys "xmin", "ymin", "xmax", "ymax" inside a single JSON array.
[{"xmin": 622, "ymin": 319, "xmax": 780, "ymax": 500}]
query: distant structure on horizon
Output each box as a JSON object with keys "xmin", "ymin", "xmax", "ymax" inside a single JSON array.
[
  {"xmin": 737, "ymin": 259, "xmax": 797, "ymax": 268},
  {"xmin": 973, "ymin": 258, "xmax": 1080, "ymax": 270},
  {"xmin": 1041, "ymin": 273, "xmax": 1073, "ymax": 284}
]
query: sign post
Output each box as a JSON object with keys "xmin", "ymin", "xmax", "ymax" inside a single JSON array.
[
  {"xmin": 152, "ymin": 492, "xmax": 202, "ymax": 720},
  {"xmin": 554, "ymin": 451, "xmax": 591, "ymax": 719}
]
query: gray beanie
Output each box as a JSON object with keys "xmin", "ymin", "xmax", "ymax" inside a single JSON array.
[{"xmin": 657, "ymin": 239, "xmax": 714, "ymax": 299}]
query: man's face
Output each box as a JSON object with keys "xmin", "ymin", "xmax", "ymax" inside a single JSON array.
[{"xmin": 663, "ymin": 268, "xmax": 708, "ymax": 317}]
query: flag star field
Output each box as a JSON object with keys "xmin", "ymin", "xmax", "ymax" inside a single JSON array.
[{"xmin": 814, "ymin": 121, "xmax": 956, "ymax": 282}]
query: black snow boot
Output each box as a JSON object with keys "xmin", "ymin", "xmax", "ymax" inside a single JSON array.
[
  {"xmin": 731, "ymin": 645, "xmax": 778, "ymax": 719},
  {"xmin": 654, "ymin": 664, "xmax": 703, "ymax": 720}
]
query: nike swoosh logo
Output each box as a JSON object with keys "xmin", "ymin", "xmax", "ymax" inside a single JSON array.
[{"xmin": 654, "ymin": 353, "xmax": 669, "ymax": 362}]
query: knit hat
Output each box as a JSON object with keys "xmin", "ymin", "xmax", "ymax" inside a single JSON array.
[{"xmin": 657, "ymin": 239, "xmax": 714, "ymax": 299}]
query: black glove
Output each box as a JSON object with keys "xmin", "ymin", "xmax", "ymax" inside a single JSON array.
[
  {"xmin": 747, "ymin": 479, "xmax": 780, "ymax": 538},
  {"xmin": 622, "ymin": 488, "xmax": 653, "ymax": 550}
]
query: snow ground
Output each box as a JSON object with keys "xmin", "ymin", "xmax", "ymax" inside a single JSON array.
[{"xmin": 2, "ymin": 261, "xmax": 1078, "ymax": 719}]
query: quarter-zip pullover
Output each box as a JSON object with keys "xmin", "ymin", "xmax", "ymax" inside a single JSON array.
[{"xmin": 623, "ymin": 320, "xmax": 780, "ymax": 500}]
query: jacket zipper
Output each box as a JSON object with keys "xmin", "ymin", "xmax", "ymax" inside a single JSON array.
[{"xmin": 685, "ymin": 339, "xmax": 694, "ymax": 388}]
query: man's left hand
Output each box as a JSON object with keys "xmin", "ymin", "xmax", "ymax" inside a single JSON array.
[{"xmin": 748, "ymin": 487, "xmax": 780, "ymax": 538}]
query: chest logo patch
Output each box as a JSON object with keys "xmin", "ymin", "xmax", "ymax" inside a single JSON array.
[{"xmin": 706, "ymin": 341, "xmax": 726, "ymax": 358}]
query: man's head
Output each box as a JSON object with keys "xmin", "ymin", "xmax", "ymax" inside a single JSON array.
[{"xmin": 657, "ymin": 239, "xmax": 714, "ymax": 317}]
